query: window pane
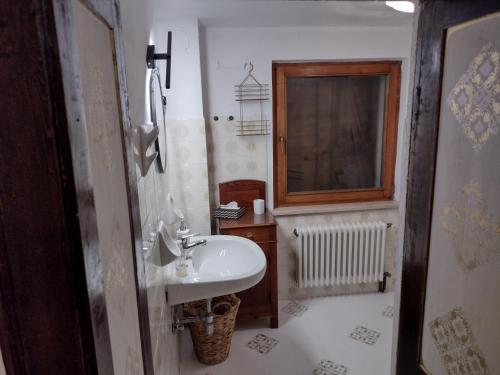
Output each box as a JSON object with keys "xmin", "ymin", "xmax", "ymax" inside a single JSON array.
[{"xmin": 286, "ymin": 75, "xmax": 387, "ymax": 193}]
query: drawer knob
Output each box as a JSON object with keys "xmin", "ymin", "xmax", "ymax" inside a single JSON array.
[{"xmin": 246, "ymin": 232, "xmax": 254, "ymax": 238}]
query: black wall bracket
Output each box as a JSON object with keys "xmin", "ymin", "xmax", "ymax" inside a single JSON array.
[
  {"xmin": 146, "ymin": 31, "xmax": 172, "ymax": 89},
  {"xmin": 378, "ymin": 271, "xmax": 392, "ymax": 293}
]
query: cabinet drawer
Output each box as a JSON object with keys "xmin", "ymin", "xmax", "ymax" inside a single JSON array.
[{"xmin": 222, "ymin": 226, "xmax": 276, "ymax": 243}]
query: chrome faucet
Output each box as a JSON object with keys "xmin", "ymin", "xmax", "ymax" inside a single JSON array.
[{"xmin": 180, "ymin": 233, "xmax": 207, "ymax": 259}]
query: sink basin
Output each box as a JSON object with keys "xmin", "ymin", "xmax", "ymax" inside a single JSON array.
[{"xmin": 166, "ymin": 235, "xmax": 267, "ymax": 305}]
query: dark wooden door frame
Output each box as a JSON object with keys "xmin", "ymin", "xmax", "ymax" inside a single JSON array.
[
  {"xmin": 0, "ymin": 0, "xmax": 154, "ymax": 373},
  {"xmin": 396, "ymin": 1, "xmax": 500, "ymax": 374},
  {"xmin": 0, "ymin": 0, "xmax": 110, "ymax": 373}
]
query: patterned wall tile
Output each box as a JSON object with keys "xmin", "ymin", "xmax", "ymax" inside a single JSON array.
[
  {"xmin": 137, "ymin": 118, "xmax": 209, "ymax": 375},
  {"xmin": 429, "ymin": 307, "xmax": 490, "ymax": 374},
  {"xmin": 207, "ymin": 118, "xmax": 268, "ymax": 208}
]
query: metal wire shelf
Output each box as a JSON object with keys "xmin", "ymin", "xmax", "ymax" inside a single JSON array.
[
  {"xmin": 235, "ymin": 119, "xmax": 270, "ymax": 136},
  {"xmin": 234, "ymin": 62, "xmax": 269, "ymax": 136}
]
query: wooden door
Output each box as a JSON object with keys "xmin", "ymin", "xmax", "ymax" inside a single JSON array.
[
  {"xmin": 71, "ymin": 2, "xmax": 145, "ymax": 374},
  {"xmin": 398, "ymin": 1, "xmax": 500, "ymax": 374},
  {"xmin": 0, "ymin": 0, "xmax": 111, "ymax": 373},
  {"xmin": 52, "ymin": 0, "xmax": 153, "ymax": 373},
  {"xmin": 0, "ymin": 0, "xmax": 153, "ymax": 373}
]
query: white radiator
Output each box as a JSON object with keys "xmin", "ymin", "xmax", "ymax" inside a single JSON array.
[{"xmin": 295, "ymin": 222, "xmax": 387, "ymax": 288}]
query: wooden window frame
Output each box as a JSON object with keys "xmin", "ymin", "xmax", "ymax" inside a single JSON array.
[{"xmin": 273, "ymin": 60, "xmax": 401, "ymax": 207}]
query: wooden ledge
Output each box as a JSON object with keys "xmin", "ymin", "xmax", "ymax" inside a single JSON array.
[{"xmin": 271, "ymin": 200, "xmax": 399, "ymax": 217}]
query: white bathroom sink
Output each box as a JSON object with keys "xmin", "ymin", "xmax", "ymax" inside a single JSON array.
[{"xmin": 166, "ymin": 235, "xmax": 267, "ymax": 305}]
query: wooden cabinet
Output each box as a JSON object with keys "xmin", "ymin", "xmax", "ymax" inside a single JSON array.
[{"xmin": 218, "ymin": 211, "xmax": 278, "ymax": 328}]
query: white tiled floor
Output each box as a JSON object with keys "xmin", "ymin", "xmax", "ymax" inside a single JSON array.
[{"xmin": 180, "ymin": 292, "xmax": 395, "ymax": 375}]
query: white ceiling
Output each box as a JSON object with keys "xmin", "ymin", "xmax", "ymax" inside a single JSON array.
[{"xmin": 152, "ymin": 0, "xmax": 414, "ymax": 28}]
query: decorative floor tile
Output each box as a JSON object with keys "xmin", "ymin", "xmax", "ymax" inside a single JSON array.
[
  {"xmin": 313, "ymin": 359, "xmax": 349, "ymax": 375},
  {"xmin": 349, "ymin": 326, "xmax": 381, "ymax": 345},
  {"xmin": 382, "ymin": 305, "xmax": 394, "ymax": 318},
  {"xmin": 429, "ymin": 307, "xmax": 490, "ymax": 374},
  {"xmin": 282, "ymin": 300, "xmax": 309, "ymax": 317},
  {"xmin": 246, "ymin": 333, "xmax": 279, "ymax": 354}
]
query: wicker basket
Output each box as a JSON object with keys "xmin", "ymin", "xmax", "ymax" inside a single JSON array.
[{"xmin": 185, "ymin": 294, "xmax": 241, "ymax": 365}]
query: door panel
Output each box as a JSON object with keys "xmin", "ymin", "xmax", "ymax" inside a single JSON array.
[
  {"xmin": 74, "ymin": 2, "xmax": 144, "ymax": 374},
  {"xmin": 421, "ymin": 12, "xmax": 500, "ymax": 374},
  {"xmin": 0, "ymin": 0, "xmax": 108, "ymax": 372},
  {"xmin": 398, "ymin": 1, "xmax": 500, "ymax": 374}
]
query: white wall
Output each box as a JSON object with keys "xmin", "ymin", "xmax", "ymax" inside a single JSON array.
[
  {"xmin": 202, "ymin": 25, "xmax": 413, "ymax": 207},
  {"xmin": 120, "ymin": 0, "xmax": 153, "ymax": 127},
  {"xmin": 152, "ymin": 18, "xmax": 205, "ymax": 120}
]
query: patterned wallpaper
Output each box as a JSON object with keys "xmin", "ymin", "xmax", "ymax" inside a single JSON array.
[
  {"xmin": 74, "ymin": 2, "xmax": 144, "ymax": 374},
  {"xmin": 421, "ymin": 12, "xmax": 500, "ymax": 375}
]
